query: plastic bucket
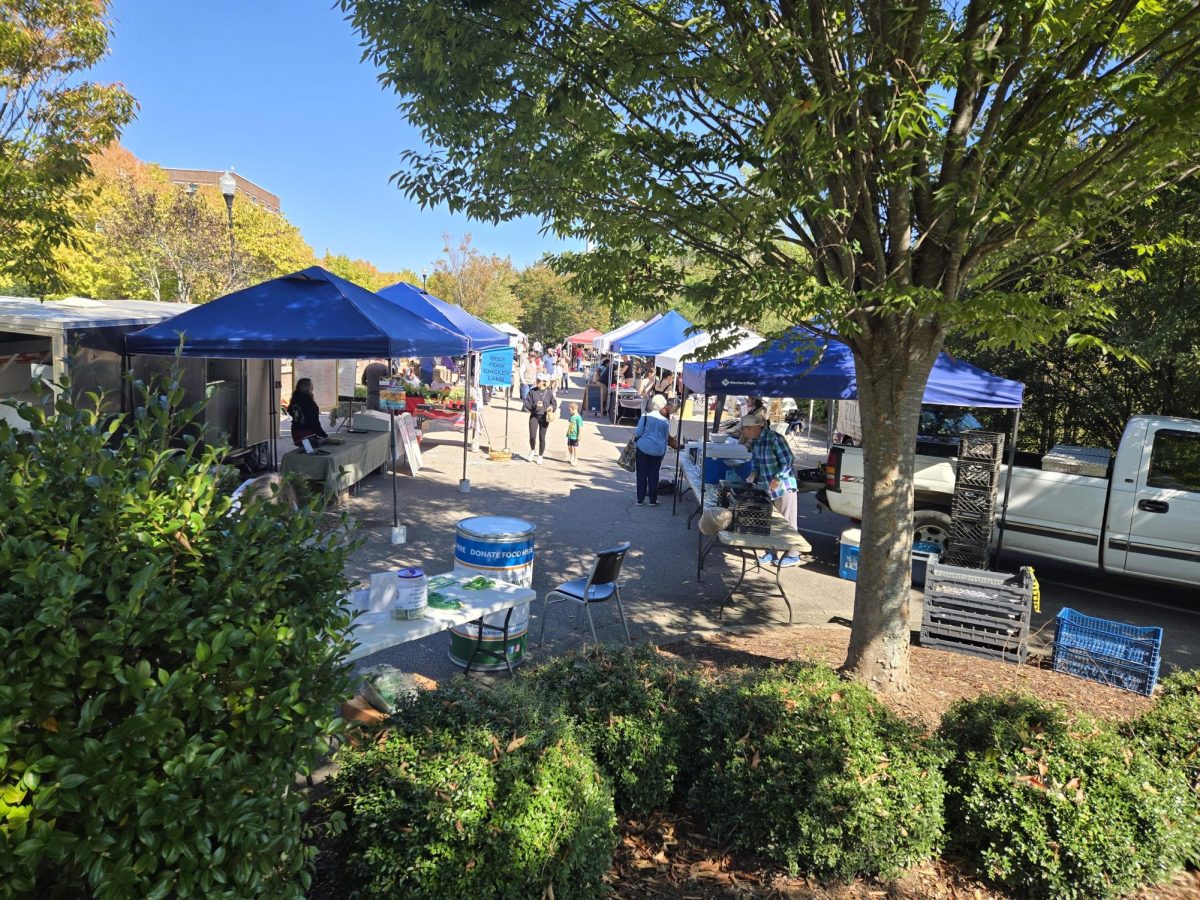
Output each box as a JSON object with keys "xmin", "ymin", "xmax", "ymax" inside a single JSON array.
[{"xmin": 449, "ymin": 516, "xmax": 536, "ymax": 669}]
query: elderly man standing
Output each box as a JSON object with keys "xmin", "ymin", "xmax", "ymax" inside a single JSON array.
[{"xmin": 739, "ymin": 411, "xmax": 804, "ymax": 568}]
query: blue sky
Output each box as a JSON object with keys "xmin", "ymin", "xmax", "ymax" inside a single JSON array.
[{"xmin": 91, "ymin": 1, "xmax": 579, "ymax": 273}]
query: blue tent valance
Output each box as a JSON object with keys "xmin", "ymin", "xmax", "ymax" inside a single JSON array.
[
  {"xmin": 683, "ymin": 328, "xmax": 1025, "ymax": 408},
  {"xmin": 611, "ymin": 310, "xmax": 694, "ymax": 356},
  {"xmin": 377, "ymin": 282, "xmax": 509, "ymax": 351},
  {"xmin": 125, "ymin": 267, "xmax": 470, "ymax": 359}
]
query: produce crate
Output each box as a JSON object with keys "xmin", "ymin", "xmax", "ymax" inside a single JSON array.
[
  {"xmin": 956, "ymin": 459, "xmax": 1002, "ymax": 489},
  {"xmin": 959, "ymin": 431, "xmax": 1006, "ymax": 462},
  {"xmin": 1054, "ymin": 607, "xmax": 1163, "ymax": 667},
  {"xmin": 1052, "ymin": 646, "xmax": 1160, "ymax": 696},
  {"xmin": 951, "ymin": 485, "xmax": 997, "ymax": 521},
  {"xmin": 943, "ymin": 546, "xmax": 990, "ymax": 570},
  {"xmin": 730, "ymin": 502, "xmax": 772, "ymax": 535},
  {"xmin": 920, "ymin": 563, "xmax": 1032, "ymax": 664},
  {"xmin": 950, "ymin": 518, "xmax": 992, "ymax": 547}
]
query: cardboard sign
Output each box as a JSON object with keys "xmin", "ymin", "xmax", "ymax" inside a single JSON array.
[{"xmin": 478, "ymin": 347, "xmax": 515, "ymax": 387}]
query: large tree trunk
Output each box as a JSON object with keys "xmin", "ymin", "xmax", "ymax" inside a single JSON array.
[{"xmin": 842, "ymin": 322, "xmax": 943, "ymax": 692}]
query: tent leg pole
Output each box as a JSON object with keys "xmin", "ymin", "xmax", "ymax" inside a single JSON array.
[
  {"xmin": 391, "ymin": 414, "xmax": 399, "ymax": 529},
  {"xmin": 672, "ymin": 386, "xmax": 685, "ymax": 516},
  {"xmin": 698, "ymin": 391, "xmax": 708, "ymax": 583},
  {"xmin": 993, "ymin": 408, "xmax": 1021, "ymax": 566},
  {"xmin": 461, "ymin": 353, "xmax": 472, "ymax": 491},
  {"xmin": 269, "ymin": 359, "xmax": 277, "ymax": 472}
]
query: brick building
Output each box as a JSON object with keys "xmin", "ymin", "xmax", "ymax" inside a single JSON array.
[{"xmin": 163, "ymin": 168, "xmax": 281, "ymax": 214}]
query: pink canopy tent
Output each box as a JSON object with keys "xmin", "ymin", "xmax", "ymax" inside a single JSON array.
[{"xmin": 566, "ymin": 327, "xmax": 603, "ymax": 345}]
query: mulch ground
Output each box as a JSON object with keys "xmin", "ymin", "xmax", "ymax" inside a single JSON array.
[
  {"xmin": 656, "ymin": 624, "xmax": 1154, "ymax": 731},
  {"xmin": 305, "ymin": 626, "xmax": 1197, "ymax": 898}
]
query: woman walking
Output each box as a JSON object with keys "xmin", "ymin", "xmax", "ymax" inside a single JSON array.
[
  {"xmin": 632, "ymin": 394, "xmax": 671, "ymax": 506},
  {"xmin": 523, "ymin": 372, "xmax": 558, "ymax": 464}
]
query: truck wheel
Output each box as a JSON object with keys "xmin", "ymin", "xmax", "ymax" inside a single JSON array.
[{"xmin": 912, "ymin": 510, "xmax": 952, "ymax": 553}]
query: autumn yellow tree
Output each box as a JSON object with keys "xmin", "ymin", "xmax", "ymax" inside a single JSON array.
[{"xmin": 54, "ymin": 144, "xmax": 315, "ymax": 301}]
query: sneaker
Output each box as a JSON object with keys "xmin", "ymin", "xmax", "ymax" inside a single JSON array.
[
  {"xmin": 778, "ymin": 555, "xmax": 802, "ymax": 568},
  {"xmin": 649, "ymin": 501, "xmax": 659, "ymax": 506},
  {"xmin": 534, "ymin": 454, "xmax": 543, "ymax": 465},
  {"xmin": 758, "ymin": 552, "xmax": 776, "ymax": 565},
  {"xmin": 636, "ymin": 500, "xmax": 645, "ymax": 506}
]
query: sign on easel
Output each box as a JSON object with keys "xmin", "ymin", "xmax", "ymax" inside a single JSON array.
[{"xmin": 397, "ymin": 412, "xmax": 423, "ymax": 474}]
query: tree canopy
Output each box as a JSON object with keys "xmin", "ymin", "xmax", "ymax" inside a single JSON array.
[
  {"xmin": 0, "ymin": 0, "xmax": 135, "ymax": 294},
  {"xmin": 344, "ymin": 0, "xmax": 1200, "ymax": 691}
]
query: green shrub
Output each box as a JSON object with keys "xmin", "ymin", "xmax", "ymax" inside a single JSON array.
[
  {"xmin": 939, "ymin": 693, "xmax": 1197, "ymax": 898},
  {"xmin": 0, "ymin": 381, "xmax": 357, "ymax": 898},
  {"xmin": 327, "ymin": 679, "xmax": 617, "ymax": 899},
  {"xmin": 687, "ymin": 662, "xmax": 946, "ymax": 880},
  {"xmin": 1127, "ymin": 669, "xmax": 1200, "ymax": 786},
  {"xmin": 523, "ymin": 645, "xmax": 701, "ymax": 814}
]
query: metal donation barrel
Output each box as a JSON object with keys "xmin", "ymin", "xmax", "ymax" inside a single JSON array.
[{"xmin": 448, "ymin": 516, "xmax": 536, "ymax": 670}]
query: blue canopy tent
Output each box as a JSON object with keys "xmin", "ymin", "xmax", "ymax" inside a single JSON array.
[
  {"xmin": 126, "ymin": 266, "xmax": 471, "ymax": 531},
  {"xmin": 377, "ymin": 282, "xmax": 509, "ymax": 352},
  {"xmin": 680, "ymin": 326, "xmax": 1027, "ymax": 564},
  {"xmin": 126, "ymin": 266, "xmax": 469, "ymax": 359},
  {"xmin": 611, "ymin": 310, "xmax": 695, "ymax": 356},
  {"xmin": 682, "ymin": 327, "xmax": 1024, "ymax": 407},
  {"xmin": 377, "ymin": 281, "xmax": 510, "ymax": 490}
]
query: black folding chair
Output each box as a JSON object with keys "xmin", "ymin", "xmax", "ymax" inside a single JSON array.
[{"xmin": 538, "ymin": 542, "xmax": 633, "ymax": 646}]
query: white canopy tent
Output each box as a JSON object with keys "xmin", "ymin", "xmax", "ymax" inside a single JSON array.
[
  {"xmin": 592, "ymin": 319, "xmax": 646, "ymax": 352},
  {"xmin": 654, "ymin": 329, "xmax": 762, "ymax": 371},
  {"xmin": 491, "ymin": 322, "xmax": 524, "ymax": 347}
]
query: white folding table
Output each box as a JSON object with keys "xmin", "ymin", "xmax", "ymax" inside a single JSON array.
[{"xmin": 345, "ymin": 572, "xmax": 536, "ymax": 675}]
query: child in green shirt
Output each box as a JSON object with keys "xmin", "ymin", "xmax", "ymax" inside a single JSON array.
[{"xmin": 565, "ymin": 402, "xmax": 584, "ymax": 466}]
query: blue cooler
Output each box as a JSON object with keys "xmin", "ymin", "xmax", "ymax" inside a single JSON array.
[
  {"xmin": 911, "ymin": 542, "xmax": 941, "ymax": 588},
  {"xmin": 838, "ymin": 528, "xmax": 861, "ymax": 581},
  {"xmin": 839, "ymin": 531, "xmax": 940, "ymax": 586},
  {"xmin": 703, "ymin": 457, "xmax": 752, "ymax": 484}
]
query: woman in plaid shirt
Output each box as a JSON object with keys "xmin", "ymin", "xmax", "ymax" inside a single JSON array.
[{"xmin": 739, "ymin": 411, "xmax": 802, "ymax": 568}]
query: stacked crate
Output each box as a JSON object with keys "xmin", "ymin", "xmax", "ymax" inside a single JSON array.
[
  {"xmin": 1052, "ymin": 608, "xmax": 1162, "ymax": 695},
  {"xmin": 946, "ymin": 432, "xmax": 1005, "ymax": 569},
  {"xmin": 920, "ymin": 562, "xmax": 1033, "ymax": 664}
]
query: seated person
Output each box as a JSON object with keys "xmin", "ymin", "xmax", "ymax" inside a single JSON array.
[{"xmin": 287, "ymin": 377, "xmax": 327, "ymax": 448}]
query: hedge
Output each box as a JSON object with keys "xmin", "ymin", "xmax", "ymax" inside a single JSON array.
[
  {"xmin": 327, "ymin": 679, "xmax": 617, "ymax": 899},
  {"xmin": 0, "ymin": 380, "xmax": 356, "ymax": 898}
]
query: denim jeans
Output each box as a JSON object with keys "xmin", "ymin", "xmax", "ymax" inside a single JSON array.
[{"xmin": 635, "ymin": 449, "xmax": 664, "ymax": 503}]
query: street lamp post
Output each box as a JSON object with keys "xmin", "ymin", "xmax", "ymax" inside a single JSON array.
[
  {"xmin": 420, "ymin": 267, "xmax": 428, "ymax": 292},
  {"xmin": 218, "ymin": 169, "xmax": 237, "ymax": 283}
]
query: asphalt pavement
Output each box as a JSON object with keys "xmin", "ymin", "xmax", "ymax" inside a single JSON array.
[{"xmin": 334, "ymin": 376, "xmax": 1199, "ymax": 684}]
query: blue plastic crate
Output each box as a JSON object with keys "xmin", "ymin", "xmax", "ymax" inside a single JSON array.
[
  {"xmin": 1054, "ymin": 607, "xmax": 1162, "ymax": 667},
  {"xmin": 1052, "ymin": 645, "xmax": 1160, "ymax": 696}
]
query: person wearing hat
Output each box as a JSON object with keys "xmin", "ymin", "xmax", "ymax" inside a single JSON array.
[
  {"xmin": 739, "ymin": 411, "xmax": 804, "ymax": 567},
  {"xmin": 522, "ymin": 372, "xmax": 559, "ymax": 463},
  {"xmin": 632, "ymin": 394, "xmax": 672, "ymax": 506}
]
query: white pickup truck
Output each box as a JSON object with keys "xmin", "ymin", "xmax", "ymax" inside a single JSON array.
[{"xmin": 818, "ymin": 415, "xmax": 1200, "ymax": 587}]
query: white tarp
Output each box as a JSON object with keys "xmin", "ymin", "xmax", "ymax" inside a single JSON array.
[{"xmin": 655, "ymin": 329, "xmax": 762, "ymax": 371}]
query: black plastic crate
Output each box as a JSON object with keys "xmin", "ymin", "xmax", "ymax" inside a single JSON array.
[
  {"xmin": 960, "ymin": 431, "xmax": 1006, "ymax": 462},
  {"xmin": 956, "ymin": 460, "xmax": 1001, "ymax": 489},
  {"xmin": 950, "ymin": 518, "xmax": 992, "ymax": 545},
  {"xmin": 951, "ymin": 486, "xmax": 997, "ymax": 520},
  {"xmin": 730, "ymin": 503, "xmax": 772, "ymax": 535},
  {"xmin": 943, "ymin": 548, "xmax": 990, "ymax": 569},
  {"xmin": 920, "ymin": 632, "xmax": 1028, "ymax": 664}
]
